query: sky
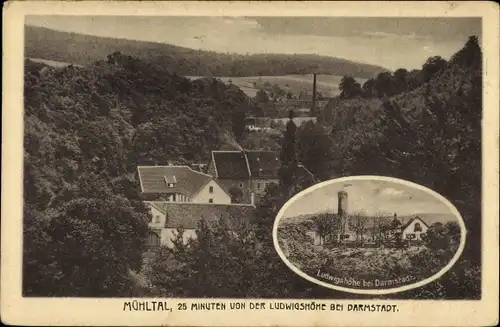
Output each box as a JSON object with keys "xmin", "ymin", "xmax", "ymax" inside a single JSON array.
[
  {"xmin": 281, "ymin": 180, "xmax": 452, "ymax": 218},
  {"xmin": 25, "ymin": 16, "xmax": 481, "ymax": 70}
]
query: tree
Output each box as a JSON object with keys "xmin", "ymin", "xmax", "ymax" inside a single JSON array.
[
  {"xmin": 451, "ymin": 35, "xmax": 481, "ymax": 69},
  {"xmin": 23, "ymin": 204, "xmax": 60, "ymax": 296},
  {"xmin": 372, "ymin": 213, "xmax": 392, "ymax": 243},
  {"xmin": 339, "ymin": 76, "xmax": 362, "ymax": 99},
  {"xmin": 422, "ymin": 222, "xmax": 448, "ymax": 250},
  {"xmin": 250, "ymin": 103, "xmax": 265, "ymax": 117},
  {"xmin": 407, "ymin": 69, "xmax": 424, "ymax": 91},
  {"xmin": 278, "ymin": 110, "xmax": 298, "ymax": 193},
  {"xmin": 445, "ymin": 221, "xmax": 461, "ymax": 244},
  {"xmin": 271, "ymin": 84, "xmax": 286, "ymax": 102},
  {"xmin": 313, "ymin": 213, "xmax": 334, "ymax": 245},
  {"xmin": 373, "ymin": 72, "xmax": 395, "ymax": 97},
  {"xmin": 32, "ymin": 195, "xmax": 149, "ymax": 297},
  {"xmin": 228, "ymin": 186, "xmax": 244, "ymax": 203},
  {"xmin": 393, "ymin": 68, "xmax": 409, "ymax": 94},
  {"xmin": 297, "ymin": 121, "xmax": 333, "ymax": 181},
  {"xmin": 146, "ymin": 215, "xmax": 257, "ymax": 297},
  {"xmin": 349, "ymin": 211, "xmax": 369, "ymax": 244},
  {"xmin": 362, "ymin": 78, "xmax": 377, "ymax": 97},
  {"xmin": 422, "ymin": 56, "xmax": 447, "ymax": 82},
  {"xmin": 255, "ymin": 89, "xmax": 269, "ymax": 103}
]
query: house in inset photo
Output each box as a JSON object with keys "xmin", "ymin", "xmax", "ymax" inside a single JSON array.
[{"xmin": 401, "ymin": 216, "xmax": 429, "ymax": 242}]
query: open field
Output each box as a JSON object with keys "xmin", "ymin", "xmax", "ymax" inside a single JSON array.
[
  {"xmin": 186, "ymin": 74, "xmax": 368, "ymax": 98},
  {"xmin": 27, "ymin": 57, "xmax": 83, "ymax": 68},
  {"xmin": 27, "ymin": 56, "xmax": 363, "ymax": 99}
]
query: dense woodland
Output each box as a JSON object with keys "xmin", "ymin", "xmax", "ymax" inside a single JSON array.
[
  {"xmin": 25, "ymin": 26, "xmax": 387, "ymax": 78},
  {"xmin": 24, "ymin": 35, "xmax": 481, "ymax": 299},
  {"xmin": 23, "ymin": 51, "xmax": 252, "ymax": 296}
]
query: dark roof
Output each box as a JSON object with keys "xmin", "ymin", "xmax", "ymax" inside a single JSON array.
[
  {"xmin": 212, "ymin": 150, "xmax": 315, "ymax": 180},
  {"xmin": 212, "ymin": 151, "xmax": 250, "ymax": 179},
  {"xmin": 246, "ymin": 151, "xmax": 280, "ymax": 178},
  {"xmin": 151, "ymin": 202, "xmax": 255, "ymax": 229},
  {"xmin": 297, "ymin": 165, "xmax": 315, "ymax": 180},
  {"xmin": 137, "ymin": 166, "xmax": 215, "ymax": 196}
]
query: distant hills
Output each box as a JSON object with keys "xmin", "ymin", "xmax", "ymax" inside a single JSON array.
[{"xmin": 25, "ymin": 25, "xmax": 389, "ymax": 78}]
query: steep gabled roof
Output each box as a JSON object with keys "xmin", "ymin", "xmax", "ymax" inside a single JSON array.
[
  {"xmin": 145, "ymin": 201, "xmax": 167, "ymax": 214},
  {"xmin": 401, "ymin": 216, "xmax": 430, "ymax": 231},
  {"xmin": 211, "ymin": 150, "xmax": 316, "ymax": 181},
  {"xmin": 297, "ymin": 164, "xmax": 315, "ymax": 181},
  {"xmin": 246, "ymin": 151, "xmax": 280, "ymax": 179},
  {"xmin": 151, "ymin": 202, "xmax": 255, "ymax": 229},
  {"xmin": 137, "ymin": 166, "xmax": 215, "ymax": 197},
  {"xmin": 211, "ymin": 151, "xmax": 251, "ymax": 179}
]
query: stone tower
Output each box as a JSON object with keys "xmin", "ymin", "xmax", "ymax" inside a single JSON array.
[{"xmin": 338, "ymin": 190, "xmax": 348, "ymax": 216}]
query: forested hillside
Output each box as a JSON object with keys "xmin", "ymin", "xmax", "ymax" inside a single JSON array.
[
  {"xmin": 25, "ymin": 26, "xmax": 388, "ymax": 78},
  {"xmin": 23, "ymin": 52, "xmax": 252, "ymax": 296}
]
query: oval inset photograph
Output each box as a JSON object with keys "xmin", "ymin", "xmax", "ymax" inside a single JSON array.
[{"xmin": 273, "ymin": 176, "xmax": 466, "ymax": 295}]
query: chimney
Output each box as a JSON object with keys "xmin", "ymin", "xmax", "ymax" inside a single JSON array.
[
  {"xmin": 338, "ymin": 190, "xmax": 348, "ymax": 216},
  {"xmin": 251, "ymin": 192, "xmax": 255, "ymax": 206},
  {"xmin": 311, "ymin": 73, "xmax": 317, "ymax": 114}
]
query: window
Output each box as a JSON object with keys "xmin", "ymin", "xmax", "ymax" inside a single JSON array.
[
  {"xmin": 209, "ymin": 186, "xmax": 214, "ymax": 193},
  {"xmin": 172, "ymin": 194, "xmax": 176, "ymax": 202},
  {"xmin": 257, "ymin": 183, "xmax": 261, "ymax": 189},
  {"xmin": 414, "ymin": 222, "xmax": 422, "ymax": 232},
  {"xmin": 406, "ymin": 233, "xmax": 415, "ymax": 239},
  {"xmin": 164, "ymin": 176, "xmax": 176, "ymax": 188},
  {"xmin": 240, "ymin": 182, "xmax": 244, "ymax": 188},
  {"xmin": 155, "ymin": 215, "xmax": 160, "ymax": 223},
  {"xmin": 209, "ymin": 198, "xmax": 213, "ymax": 203}
]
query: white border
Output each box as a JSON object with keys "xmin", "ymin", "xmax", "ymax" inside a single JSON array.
[{"xmin": 273, "ymin": 175, "xmax": 467, "ymax": 295}]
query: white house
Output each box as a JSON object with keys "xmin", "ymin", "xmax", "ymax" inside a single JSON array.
[
  {"xmin": 144, "ymin": 202, "xmax": 255, "ymax": 248},
  {"xmin": 401, "ymin": 216, "xmax": 429, "ymax": 241},
  {"xmin": 137, "ymin": 165, "xmax": 232, "ymax": 204}
]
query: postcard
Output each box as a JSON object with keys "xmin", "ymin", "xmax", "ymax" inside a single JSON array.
[{"xmin": 2, "ymin": 1, "xmax": 499, "ymax": 326}]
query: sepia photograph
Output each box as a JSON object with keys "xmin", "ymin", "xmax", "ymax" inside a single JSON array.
[
  {"xmin": 2, "ymin": 1, "xmax": 499, "ymax": 326},
  {"xmin": 275, "ymin": 177, "xmax": 465, "ymax": 294},
  {"xmin": 22, "ymin": 13, "xmax": 483, "ymax": 300}
]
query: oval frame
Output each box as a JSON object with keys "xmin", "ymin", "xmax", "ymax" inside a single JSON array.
[{"xmin": 272, "ymin": 175, "xmax": 467, "ymax": 295}]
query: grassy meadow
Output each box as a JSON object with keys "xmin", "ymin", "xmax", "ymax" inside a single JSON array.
[{"xmin": 186, "ymin": 74, "xmax": 368, "ymax": 98}]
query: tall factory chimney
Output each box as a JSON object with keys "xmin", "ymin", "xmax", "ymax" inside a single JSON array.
[
  {"xmin": 311, "ymin": 73, "xmax": 317, "ymax": 116},
  {"xmin": 337, "ymin": 190, "xmax": 348, "ymax": 217}
]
